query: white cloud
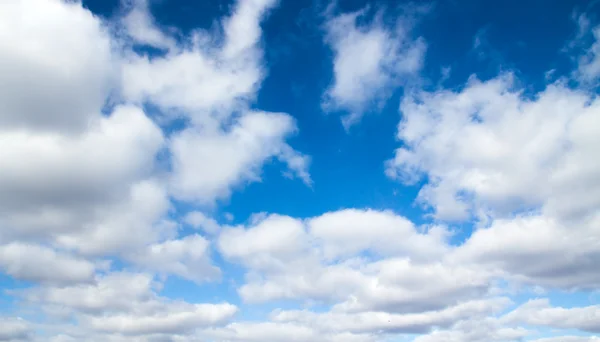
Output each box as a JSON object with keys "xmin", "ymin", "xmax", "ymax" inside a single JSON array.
[
  {"xmin": 120, "ymin": 0, "xmax": 276, "ymax": 121},
  {"xmin": 52, "ymin": 179, "xmax": 173, "ymax": 256},
  {"xmin": 323, "ymin": 8, "xmax": 426, "ymax": 128},
  {"xmin": 502, "ymin": 298, "xmax": 600, "ymax": 333},
  {"xmin": 451, "ymin": 214, "xmax": 600, "ymax": 290},
  {"xmin": 202, "ymin": 300, "xmax": 524, "ymax": 342},
  {"xmin": 203, "ymin": 321, "xmax": 376, "ymax": 342},
  {"xmin": 386, "ymin": 74, "xmax": 600, "ymax": 222},
  {"xmin": 3, "ymin": 0, "xmax": 600, "ymax": 341},
  {"xmin": 384, "ymin": 70, "xmax": 600, "ymax": 293},
  {"xmin": 22, "ymin": 273, "xmax": 159, "ymax": 315},
  {"xmin": 0, "ymin": 318, "xmax": 32, "ymax": 341},
  {"xmin": 0, "ymin": 0, "xmax": 168, "ymax": 259},
  {"xmin": 529, "ymin": 337, "xmax": 600, "ymax": 342},
  {"xmin": 169, "ymin": 111, "xmax": 310, "ymax": 204},
  {"xmin": 218, "ymin": 210, "xmax": 493, "ymax": 312},
  {"xmin": 121, "ymin": 0, "xmax": 176, "ymax": 50},
  {"xmin": 273, "ymin": 297, "xmax": 511, "ymax": 335},
  {"xmin": 184, "ymin": 212, "xmax": 221, "ymax": 235},
  {"xmin": 308, "ymin": 209, "xmax": 449, "ymax": 261},
  {"xmin": 0, "ymin": 243, "xmax": 94, "ymax": 285},
  {"xmin": 0, "ymin": 106, "xmax": 165, "ymax": 243},
  {"xmin": 83, "ymin": 302, "xmax": 236, "ymax": 335},
  {"xmin": 0, "ymin": 0, "xmax": 113, "ymax": 134},
  {"xmin": 119, "ymin": 0, "xmax": 311, "ymax": 204},
  {"xmin": 22, "ymin": 272, "xmax": 237, "ymax": 336},
  {"xmin": 125, "ymin": 234, "xmax": 221, "ymax": 283},
  {"xmin": 412, "ymin": 318, "xmax": 529, "ymax": 342}
]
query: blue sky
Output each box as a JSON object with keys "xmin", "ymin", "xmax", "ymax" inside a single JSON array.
[{"xmin": 1, "ymin": 0, "xmax": 600, "ymax": 341}]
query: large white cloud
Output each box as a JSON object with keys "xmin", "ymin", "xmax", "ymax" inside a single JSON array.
[
  {"xmin": 0, "ymin": 0, "xmax": 113, "ymax": 134},
  {"xmin": 169, "ymin": 111, "xmax": 311, "ymax": 203},
  {"xmin": 218, "ymin": 210, "xmax": 493, "ymax": 313},
  {"xmin": 386, "ymin": 74, "xmax": 600, "ymax": 222},
  {"xmin": 0, "ymin": 0, "xmax": 171, "ymax": 278},
  {"xmin": 451, "ymin": 214, "xmax": 600, "ymax": 290}
]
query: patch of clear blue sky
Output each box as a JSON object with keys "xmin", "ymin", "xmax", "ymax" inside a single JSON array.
[{"xmin": 80, "ymin": 0, "xmax": 599, "ymax": 317}]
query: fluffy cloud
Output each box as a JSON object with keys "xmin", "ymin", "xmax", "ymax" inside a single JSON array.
[
  {"xmin": 0, "ymin": 0, "xmax": 113, "ymax": 134},
  {"xmin": 184, "ymin": 212, "xmax": 221, "ymax": 235},
  {"xmin": 22, "ymin": 272, "xmax": 237, "ymax": 337},
  {"xmin": 386, "ymin": 74, "xmax": 600, "ymax": 222},
  {"xmin": 121, "ymin": 0, "xmax": 176, "ymax": 50},
  {"xmin": 2, "ymin": 0, "xmax": 600, "ymax": 341},
  {"xmin": 502, "ymin": 298, "xmax": 600, "ymax": 333},
  {"xmin": 529, "ymin": 337, "xmax": 600, "ymax": 342},
  {"xmin": 452, "ymin": 214, "xmax": 600, "ymax": 290},
  {"xmin": 412, "ymin": 318, "xmax": 529, "ymax": 342},
  {"xmin": 120, "ymin": 0, "xmax": 277, "ymax": 118},
  {"xmin": 273, "ymin": 297, "xmax": 511, "ymax": 335},
  {"xmin": 169, "ymin": 111, "xmax": 310, "ymax": 203},
  {"xmin": 125, "ymin": 234, "xmax": 221, "ymax": 283},
  {"xmin": 218, "ymin": 210, "xmax": 493, "ymax": 313},
  {"xmin": 0, "ymin": 243, "xmax": 94, "ymax": 285},
  {"xmin": 309, "ymin": 209, "xmax": 448, "ymax": 261},
  {"xmin": 0, "ymin": 0, "xmax": 169, "ymax": 261},
  {"xmin": 203, "ymin": 321, "xmax": 376, "ymax": 342},
  {"xmin": 119, "ymin": 0, "xmax": 310, "ymax": 204},
  {"xmin": 0, "ymin": 318, "xmax": 32, "ymax": 341},
  {"xmin": 323, "ymin": 7, "xmax": 426, "ymax": 128}
]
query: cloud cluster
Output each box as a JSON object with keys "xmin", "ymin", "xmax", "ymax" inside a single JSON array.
[
  {"xmin": 0, "ymin": 0, "xmax": 306, "ymax": 339},
  {"xmin": 1, "ymin": 0, "xmax": 600, "ymax": 341}
]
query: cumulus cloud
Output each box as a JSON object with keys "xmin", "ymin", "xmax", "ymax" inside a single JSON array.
[
  {"xmin": 0, "ymin": 0, "xmax": 113, "ymax": 134},
  {"xmin": 119, "ymin": 0, "xmax": 311, "ymax": 204},
  {"xmin": 529, "ymin": 337, "xmax": 600, "ymax": 342},
  {"xmin": 412, "ymin": 318, "xmax": 529, "ymax": 342},
  {"xmin": 218, "ymin": 210, "xmax": 492, "ymax": 313},
  {"xmin": 120, "ymin": 0, "xmax": 277, "ymax": 118},
  {"xmin": 184, "ymin": 211, "xmax": 221, "ymax": 235},
  {"xmin": 125, "ymin": 234, "xmax": 221, "ymax": 283},
  {"xmin": 169, "ymin": 111, "xmax": 311, "ymax": 203},
  {"xmin": 2, "ymin": 0, "xmax": 600, "ymax": 341},
  {"xmin": 272, "ymin": 297, "xmax": 511, "ymax": 335},
  {"xmin": 0, "ymin": 243, "xmax": 95, "ymax": 285},
  {"xmin": 386, "ymin": 74, "xmax": 600, "ymax": 222},
  {"xmin": 21, "ymin": 272, "xmax": 237, "ymax": 337},
  {"xmin": 502, "ymin": 298, "xmax": 600, "ymax": 333},
  {"xmin": 0, "ymin": 318, "xmax": 32, "ymax": 341},
  {"xmin": 203, "ymin": 321, "xmax": 376, "ymax": 342},
  {"xmin": 323, "ymin": 7, "xmax": 426, "ymax": 128},
  {"xmin": 0, "ymin": 0, "xmax": 303, "ymax": 338},
  {"xmin": 0, "ymin": 0, "xmax": 169, "ymax": 262},
  {"xmin": 452, "ymin": 214, "xmax": 600, "ymax": 290}
]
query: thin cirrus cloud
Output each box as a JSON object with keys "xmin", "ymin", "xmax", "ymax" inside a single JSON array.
[{"xmin": 0, "ymin": 0, "xmax": 599, "ymax": 341}]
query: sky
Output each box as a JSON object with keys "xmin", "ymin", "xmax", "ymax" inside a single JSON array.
[{"xmin": 0, "ymin": 0, "xmax": 600, "ymax": 341}]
